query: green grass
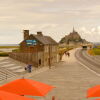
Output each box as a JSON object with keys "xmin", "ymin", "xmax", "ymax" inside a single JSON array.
[
  {"xmin": 92, "ymin": 48, "xmax": 100, "ymax": 55},
  {"xmin": 58, "ymin": 47, "xmax": 73, "ymax": 55},
  {"xmin": 97, "ymin": 45, "xmax": 100, "ymax": 49},
  {"xmin": 0, "ymin": 46, "xmax": 19, "ymax": 48},
  {"xmin": 12, "ymin": 48, "xmax": 20, "ymax": 52},
  {"xmin": 0, "ymin": 52, "xmax": 9, "ymax": 56}
]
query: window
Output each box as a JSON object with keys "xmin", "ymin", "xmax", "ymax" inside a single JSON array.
[
  {"xmin": 39, "ymin": 59, "xmax": 41, "ymax": 65},
  {"xmin": 45, "ymin": 46, "xmax": 49, "ymax": 52},
  {"xmin": 52, "ymin": 46, "xmax": 56, "ymax": 52}
]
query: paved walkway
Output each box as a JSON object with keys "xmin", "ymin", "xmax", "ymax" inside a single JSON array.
[
  {"xmin": 76, "ymin": 49, "xmax": 100, "ymax": 75},
  {"xmin": 0, "ymin": 57, "xmax": 26, "ymax": 74},
  {"xmin": 0, "ymin": 57, "xmax": 50, "ymax": 85},
  {"xmin": 0, "ymin": 57, "xmax": 18, "ymax": 82},
  {"xmin": 29, "ymin": 49, "xmax": 100, "ymax": 100}
]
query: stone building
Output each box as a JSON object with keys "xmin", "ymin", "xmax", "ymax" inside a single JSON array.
[{"xmin": 19, "ymin": 30, "xmax": 58, "ymax": 67}]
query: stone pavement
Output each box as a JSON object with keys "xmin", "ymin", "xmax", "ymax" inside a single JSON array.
[
  {"xmin": 0, "ymin": 57, "xmax": 26, "ymax": 74},
  {"xmin": 0, "ymin": 57, "xmax": 18, "ymax": 81},
  {"xmin": 28, "ymin": 49, "xmax": 100, "ymax": 100},
  {"xmin": 0, "ymin": 57, "xmax": 50, "ymax": 85}
]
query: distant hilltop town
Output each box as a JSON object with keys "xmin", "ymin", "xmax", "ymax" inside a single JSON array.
[{"xmin": 59, "ymin": 28, "xmax": 89, "ymax": 47}]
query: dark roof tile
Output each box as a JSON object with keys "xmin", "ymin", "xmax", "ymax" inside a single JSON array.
[{"xmin": 32, "ymin": 35, "xmax": 58, "ymax": 45}]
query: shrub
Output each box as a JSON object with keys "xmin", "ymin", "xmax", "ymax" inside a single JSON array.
[
  {"xmin": 12, "ymin": 48, "xmax": 20, "ymax": 52},
  {"xmin": 58, "ymin": 47, "xmax": 73, "ymax": 55},
  {"xmin": 0, "ymin": 52, "xmax": 9, "ymax": 56},
  {"xmin": 88, "ymin": 48, "xmax": 100, "ymax": 55},
  {"xmin": 88, "ymin": 50, "xmax": 95, "ymax": 55},
  {"xmin": 93, "ymin": 48, "xmax": 100, "ymax": 55}
]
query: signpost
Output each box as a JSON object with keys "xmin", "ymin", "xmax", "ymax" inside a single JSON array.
[{"xmin": 26, "ymin": 40, "xmax": 37, "ymax": 46}]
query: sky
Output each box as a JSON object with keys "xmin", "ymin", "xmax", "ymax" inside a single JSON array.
[{"xmin": 0, "ymin": 0, "xmax": 100, "ymax": 44}]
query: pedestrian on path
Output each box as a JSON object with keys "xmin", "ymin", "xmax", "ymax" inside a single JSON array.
[
  {"xmin": 24, "ymin": 66, "xmax": 27, "ymax": 71},
  {"xmin": 27, "ymin": 64, "xmax": 32, "ymax": 73},
  {"xmin": 65, "ymin": 51, "xmax": 70, "ymax": 57},
  {"xmin": 67, "ymin": 52, "xmax": 70, "ymax": 57},
  {"xmin": 65, "ymin": 51, "xmax": 67, "ymax": 56},
  {"xmin": 24, "ymin": 63, "xmax": 32, "ymax": 73}
]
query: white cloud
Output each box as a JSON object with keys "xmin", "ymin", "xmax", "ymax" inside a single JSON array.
[
  {"xmin": 78, "ymin": 27, "xmax": 100, "ymax": 42},
  {"xmin": 0, "ymin": 0, "xmax": 100, "ymax": 43}
]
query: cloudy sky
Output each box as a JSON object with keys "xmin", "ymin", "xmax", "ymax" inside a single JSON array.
[{"xmin": 0, "ymin": 0, "xmax": 100, "ymax": 44}]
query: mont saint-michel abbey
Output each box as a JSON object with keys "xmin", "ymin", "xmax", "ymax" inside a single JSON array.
[
  {"xmin": 59, "ymin": 28, "xmax": 88, "ymax": 47},
  {"xmin": 10, "ymin": 30, "xmax": 58, "ymax": 67}
]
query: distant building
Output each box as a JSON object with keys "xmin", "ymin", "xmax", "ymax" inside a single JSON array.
[
  {"xmin": 18, "ymin": 30, "xmax": 58, "ymax": 67},
  {"xmin": 59, "ymin": 28, "xmax": 88, "ymax": 47},
  {"xmin": 92, "ymin": 43, "xmax": 100, "ymax": 48}
]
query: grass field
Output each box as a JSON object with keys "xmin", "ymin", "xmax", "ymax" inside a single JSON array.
[
  {"xmin": 0, "ymin": 46, "xmax": 19, "ymax": 56},
  {"xmin": 0, "ymin": 52, "xmax": 9, "ymax": 56},
  {"xmin": 88, "ymin": 48, "xmax": 100, "ymax": 55},
  {"xmin": 93, "ymin": 48, "xmax": 100, "ymax": 55},
  {"xmin": 0, "ymin": 46, "xmax": 19, "ymax": 48}
]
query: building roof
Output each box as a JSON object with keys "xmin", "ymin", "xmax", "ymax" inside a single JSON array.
[
  {"xmin": 20, "ymin": 33, "xmax": 58, "ymax": 45},
  {"xmin": 32, "ymin": 34, "xmax": 58, "ymax": 45}
]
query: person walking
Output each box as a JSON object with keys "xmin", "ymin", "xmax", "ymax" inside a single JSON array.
[
  {"xmin": 27, "ymin": 64, "xmax": 32, "ymax": 73},
  {"xmin": 25, "ymin": 63, "xmax": 32, "ymax": 73},
  {"xmin": 65, "ymin": 51, "xmax": 68, "ymax": 56},
  {"xmin": 24, "ymin": 66, "xmax": 27, "ymax": 71},
  {"xmin": 65, "ymin": 51, "xmax": 70, "ymax": 57},
  {"xmin": 67, "ymin": 52, "xmax": 70, "ymax": 57}
]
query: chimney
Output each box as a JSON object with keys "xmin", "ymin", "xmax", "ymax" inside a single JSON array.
[
  {"xmin": 37, "ymin": 31, "xmax": 43, "ymax": 36},
  {"xmin": 23, "ymin": 30, "xmax": 29, "ymax": 40}
]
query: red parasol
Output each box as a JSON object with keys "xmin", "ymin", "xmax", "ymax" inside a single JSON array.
[
  {"xmin": 0, "ymin": 90, "xmax": 36, "ymax": 100},
  {"xmin": 87, "ymin": 85, "xmax": 100, "ymax": 98},
  {"xmin": 0, "ymin": 78, "xmax": 54, "ymax": 96}
]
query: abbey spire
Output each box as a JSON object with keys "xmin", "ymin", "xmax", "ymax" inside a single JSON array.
[{"xmin": 73, "ymin": 27, "xmax": 75, "ymax": 33}]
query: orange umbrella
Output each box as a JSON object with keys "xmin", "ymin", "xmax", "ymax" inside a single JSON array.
[
  {"xmin": 0, "ymin": 90, "xmax": 35, "ymax": 100},
  {"xmin": 87, "ymin": 85, "xmax": 100, "ymax": 98},
  {"xmin": 0, "ymin": 78, "xmax": 54, "ymax": 96},
  {"xmin": 95, "ymin": 99, "xmax": 100, "ymax": 100}
]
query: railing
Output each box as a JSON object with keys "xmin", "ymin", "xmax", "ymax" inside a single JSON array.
[{"xmin": 0, "ymin": 70, "xmax": 8, "ymax": 81}]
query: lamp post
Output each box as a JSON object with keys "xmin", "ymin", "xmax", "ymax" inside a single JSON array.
[{"xmin": 49, "ymin": 45, "xmax": 51, "ymax": 69}]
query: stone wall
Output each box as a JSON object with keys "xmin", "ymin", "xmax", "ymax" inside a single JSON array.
[
  {"xmin": 9, "ymin": 45, "xmax": 58, "ymax": 68},
  {"xmin": 9, "ymin": 52, "xmax": 38, "ymax": 67}
]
